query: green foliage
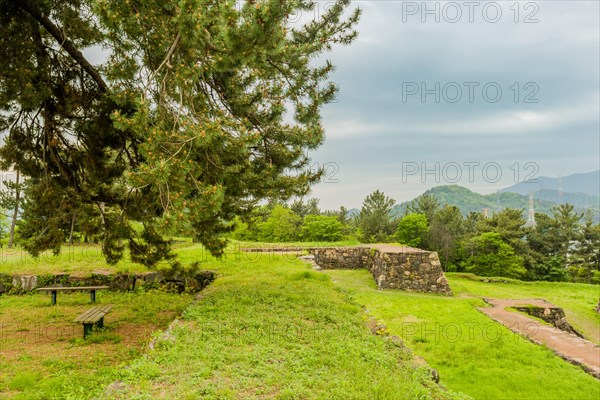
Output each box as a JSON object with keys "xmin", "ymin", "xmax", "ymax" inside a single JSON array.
[
  {"xmin": 301, "ymin": 214, "xmax": 343, "ymax": 242},
  {"xmin": 569, "ymin": 211, "xmax": 600, "ymax": 283},
  {"xmin": 357, "ymin": 190, "xmax": 396, "ymax": 243},
  {"xmin": 405, "ymin": 194, "xmax": 439, "ymax": 222},
  {"xmin": 463, "ymin": 232, "xmax": 526, "ymax": 279},
  {"xmin": 0, "ymin": 0, "xmax": 361, "ymax": 265},
  {"xmin": 428, "ymin": 205, "xmax": 464, "ymax": 269},
  {"xmin": 395, "ymin": 213, "xmax": 428, "ymax": 247},
  {"xmin": 258, "ymin": 204, "xmax": 301, "ymax": 242},
  {"xmin": 290, "ymin": 198, "xmax": 321, "ymax": 218}
]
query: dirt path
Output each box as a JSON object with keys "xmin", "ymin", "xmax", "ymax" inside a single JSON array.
[{"xmin": 480, "ymin": 298, "xmax": 600, "ymax": 379}]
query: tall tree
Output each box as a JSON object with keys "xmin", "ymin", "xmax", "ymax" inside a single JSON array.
[
  {"xmin": 525, "ymin": 213, "xmax": 566, "ymax": 281},
  {"xmin": 477, "ymin": 208, "xmax": 527, "ymax": 256},
  {"xmin": 551, "ymin": 203, "xmax": 582, "ymax": 268},
  {"xmin": 571, "ymin": 211, "xmax": 600, "ymax": 283},
  {"xmin": 357, "ymin": 190, "xmax": 396, "ymax": 243},
  {"xmin": 406, "ymin": 194, "xmax": 439, "ymax": 223},
  {"xmin": 428, "ymin": 205, "xmax": 463, "ymax": 269},
  {"xmin": 290, "ymin": 198, "xmax": 320, "ymax": 218},
  {"xmin": 0, "ymin": 0, "xmax": 360, "ymax": 265}
]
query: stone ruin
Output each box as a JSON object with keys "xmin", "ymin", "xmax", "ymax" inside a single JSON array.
[
  {"xmin": 308, "ymin": 245, "xmax": 452, "ymax": 296},
  {"xmin": 0, "ymin": 270, "xmax": 215, "ymax": 295},
  {"xmin": 512, "ymin": 305, "xmax": 584, "ymax": 338}
]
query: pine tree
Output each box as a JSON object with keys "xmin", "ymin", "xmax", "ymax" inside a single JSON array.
[
  {"xmin": 357, "ymin": 190, "xmax": 396, "ymax": 243},
  {"xmin": 571, "ymin": 211, "xmax": 600, "ymax": 283},
  {"xmin": 0, "ymin": 0, "xmax": 360, "ymax": 265}
]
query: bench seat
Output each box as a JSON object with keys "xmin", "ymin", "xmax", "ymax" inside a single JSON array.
[{"xmin": 74, "ymin": 305, "xmax": 112, "ymax": 339}]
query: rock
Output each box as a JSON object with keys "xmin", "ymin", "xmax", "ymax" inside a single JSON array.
[
  {"xmin": 110, "ymin": 274, "xmax": 135, "ymax": 291},
  {"xmin": 12, "ymin": 275, "xmax": 38, "ymax": 292}
]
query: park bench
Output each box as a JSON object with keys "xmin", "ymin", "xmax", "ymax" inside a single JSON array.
[
  {"xmin": 74, "ymin": 305, "xmax": 112, "ymax": 339},
  {"xmin": 36, "ymin": 286, "xmax": 110, "ymax": 305}
]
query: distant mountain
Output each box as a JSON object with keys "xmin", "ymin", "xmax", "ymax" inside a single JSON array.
[
  {"xmin": 391, "ymin": 185, "xmax": 600, "ymax": 221},
  {"xmin": 347, "ymin": 208, "xmax": 360, "ymax": 217},
  {"xmin": 500, "ymin": 170, "xmax": 599, "ymax": 198}
]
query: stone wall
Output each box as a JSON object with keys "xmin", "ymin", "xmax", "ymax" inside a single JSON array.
[
  {"xmin": 513, "ymin": 305, "xmax": 584, "ymax": 338},
  {"xmin": 0, "ymin": 270, "xmax": 215, "ymax": 295},
  {"xmin": 369, "ymin": 250, "xmax": 452, "ymax": 295},
  {"xmin": 308, "ymin": 246, "xmax": 452, "ymax": 296},
  {"xmin": 308, "ymin": 247, "xmax": 370, "ymax": 270}
]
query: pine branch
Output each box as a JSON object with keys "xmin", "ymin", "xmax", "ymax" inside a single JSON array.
[{"xmin": 13, "ymin": 0, "xmax": 109, "ymax": 93}]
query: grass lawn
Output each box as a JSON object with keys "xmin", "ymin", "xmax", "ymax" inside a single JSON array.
[
  {"xmin": 1, "ymin": 246, "xmax": 465, "ymax": 399},
  {"xmin": 323, "ymin": 269, "xmax": 600, "ymax": 400},
  {"xmin": 0, "ymin": 289, "xmax": 193, "ymax": 399},
  {"xmin": 2, "ymin": 242, "xmax": 599, "ymax": 399},
  {"xmin": 0, "ymin": 244, "xmax": 147, "ymax": 275},
  {"xmin": 0, "ymin": 241, "xmax": 353, "ymax": 276},
  {"xmin": 92, "ymin": 254, "xmax": 465, "ymax": 400},
  {"xmin": 447, "ymin": 273, "xmax": 600, "ymax": 344}
]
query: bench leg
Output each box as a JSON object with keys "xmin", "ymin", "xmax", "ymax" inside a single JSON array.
[
  {"xmin": 96, "ymin": 317, "xmax": 104, "ymax": 329},
  {"xmin": 83, "ymin": 323, "xmax": 93, "ymax": 339},
  {"xmin": 51, "ymin": 290, "xmax": 57, "ymax": 305},
  {"xmin": 90, "ymin": 290, "xmax": 96, "ymax": 303}
]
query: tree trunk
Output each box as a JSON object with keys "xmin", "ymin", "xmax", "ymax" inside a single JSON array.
[
  {"xmin": 8, "ymin": 170, "xmax": 20, "ymax": 249},
  {"xmin": 596, "ymin": 299, "xmax": 600, "ymax": 314},
  {"xmin": 68, "ymin": 212, "xmax": 77, "ymax": 244}
]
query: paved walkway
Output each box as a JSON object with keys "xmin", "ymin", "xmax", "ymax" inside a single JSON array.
[{"xmin": 479, "ymin": 298, "xmax": 600, "ymax": 379}]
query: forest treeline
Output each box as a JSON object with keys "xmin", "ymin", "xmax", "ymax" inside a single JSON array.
[
  {"xmin": 231, "ymin": 190, "xmax": 600, "ymax": 284},
  {"xmin": 2, "ymin": 183, "xmax": 598, "ymax": 283}
]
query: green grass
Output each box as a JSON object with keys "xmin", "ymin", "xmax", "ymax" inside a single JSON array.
[
  {"xmin": 323, "ymin": 269, "xmax": 600, "ymax": 400},
  {"xmin": 0, "ymin": 240, "xmax": 355, "ymax": 276},
  {"xmin": 447, "ymin": 273, "xmax": 600, "ymax": 344},
  {"xmin": 3, "ymin": 242, "xmax": 598, "ymax": 399},
  {"xmin": 230, "ymin": 239, "xmax": 361, "ymax": 249},
  {"xmin": 0, "ymin": 289, "xmax": 193, "ymax": 399},
  {"xmin": 92, "ymin": 254, "xmax": 464, "ymax": 399},
  {"xmin": 0, "ymin": 244, "xmax": 146, "ymax": 275}
]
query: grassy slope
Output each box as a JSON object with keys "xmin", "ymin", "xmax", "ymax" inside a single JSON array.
[
  {"xmin": 324, "ymin": 269, "xmax": 600, "ymax": 400},
  {"xmin": 95, "ymin": 251, "xmax": 464, "ymax": 400}
]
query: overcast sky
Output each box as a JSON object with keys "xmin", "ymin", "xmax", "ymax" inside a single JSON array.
[{"xmin": 304, "ymin": 0, "xmax": 600, "ymax": 209}]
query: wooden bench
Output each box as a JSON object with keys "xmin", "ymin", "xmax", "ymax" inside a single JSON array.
[
  {"xmin": 36, "ymin": 286, "xmax": 110, "ymax": 305},
  {"xmin": 74, "ymin": 305, "xmax": 112, "ymax": 339}
]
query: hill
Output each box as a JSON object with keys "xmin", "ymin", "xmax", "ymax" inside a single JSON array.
[
  {"xmin": 391, "ymin": 185, "xmax": 600, "ymax": 220},
  {"xmin": 501, "ymin": 170, "xmax": 600, "ymax": 198}
]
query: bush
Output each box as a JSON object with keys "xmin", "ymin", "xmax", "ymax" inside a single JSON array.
[
  {"xmin": 395, "ymin": 213, "xmax": 428, "ymax": 247},
  {"xmin": 301, "ymin": 215, "xmax": 343, "ymax": 242},
  {"xmin": 463, "ymin": 232, "xmax": 526, "ymax": 279}
]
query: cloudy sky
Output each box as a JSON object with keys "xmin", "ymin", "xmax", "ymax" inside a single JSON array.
[{"xmin": 303, "ymin": 0, "xmax": 600, "ymax": 209}]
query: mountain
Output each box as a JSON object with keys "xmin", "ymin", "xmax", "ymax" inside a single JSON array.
[
  {"xmin": 391, "ymin": 185, "xmax": 600, "ymax": 220},
  {"xmin": 500, "ymin": 170, "xmax": 600, "ymax": 198}
]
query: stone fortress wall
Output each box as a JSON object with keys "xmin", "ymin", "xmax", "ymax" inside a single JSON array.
[{"xmin": 308, "ymin": 244, "xmax": 452, "ymax": 296}]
